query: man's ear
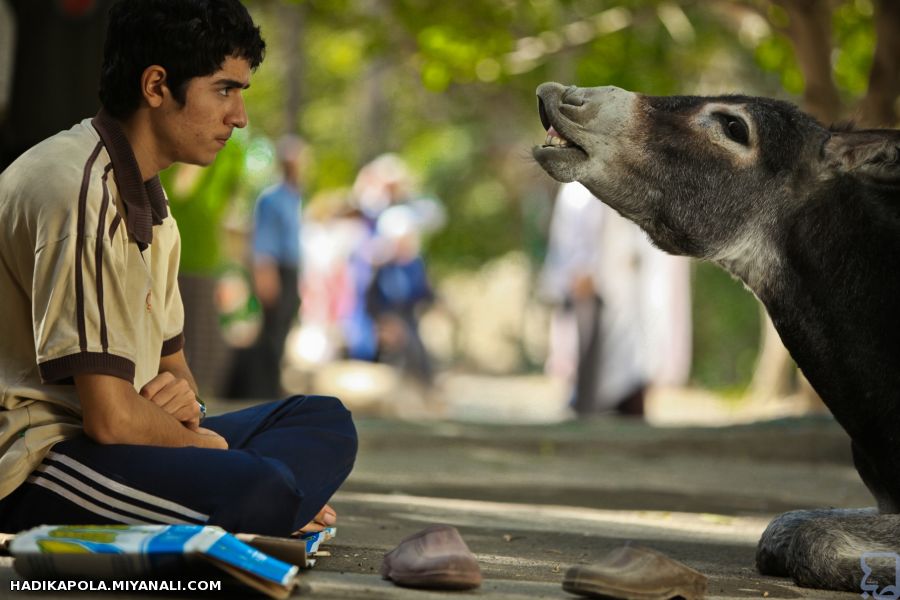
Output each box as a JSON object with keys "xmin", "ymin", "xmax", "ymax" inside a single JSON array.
[
  {"xmin": 140, "ymin": 65, "xmax": 169, "ymax": 109},
  {"xmin": 823, "ymin": 130, "xmax": 900, "ymax": 186}
]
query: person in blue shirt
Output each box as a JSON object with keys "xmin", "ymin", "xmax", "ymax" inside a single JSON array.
[
  {"xmin": 249, "ymin": 135, "xmax": 305, "ymax": 398},
  {"xmin": 366, "ymin": 204, "xmax": 436, "ymax": 386}
]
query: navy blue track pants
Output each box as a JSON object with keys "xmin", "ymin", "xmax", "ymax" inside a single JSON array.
[{"xmin": 0, "ymin": 395, "xmax": 358, "ymax": 536}]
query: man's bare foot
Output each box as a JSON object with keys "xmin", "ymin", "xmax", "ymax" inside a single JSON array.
[{"xmin": 295, "ymin": 504, "xmax": 337, "ymax": 535}]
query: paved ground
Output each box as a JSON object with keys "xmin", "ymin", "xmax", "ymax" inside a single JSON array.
[
  {"xmin": 0, "ymin": 379, "xmax": 872, "ymax": 599},
  {"xmin": 305, "ymin": 414, "xmax": 865, "ymax": 599}
]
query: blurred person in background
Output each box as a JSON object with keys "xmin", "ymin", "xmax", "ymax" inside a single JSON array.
[
  {"xmin": 540, "ymin": 182, "xmax": 691, "ymax": 418},
  {"xmin": 292, "ymin": 189, "xmax": 363, "ymax": 366},
  {"xmin": 343, "ymin": 154, "xmax": 444, "ymax": 366},
  {"xmin": 366, "ymin": 204, "xmax": 436, "ymax": 386},
  {"xmin": 229, "ymin": 134, "xmax": 306, "ymax": 399}
]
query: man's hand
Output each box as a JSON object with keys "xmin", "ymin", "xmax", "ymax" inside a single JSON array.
[
  {"xmin": 140, "ymin": 371, "xmax": 202, "ymax": 430},
  {"xmin": 194, "ymin": 426, "xmax": 229, "ymax": 450},
  {"xmin": 75, "ymin": 373, "xmax": 228, "ymax": 449}
]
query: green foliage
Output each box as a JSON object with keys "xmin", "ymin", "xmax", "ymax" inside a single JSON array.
[
  {"xmin": 161, "ymin": 131, "xmax": 247, "ymax": 275},
  {"xmin": 832, "ymin": 0, "xmax": 876, "ymax": 99},
  {"xmin": 754, "ymin": 35, "xmax": 804, "ymax": 95},
  {"xmin": 750, "ymin": 0, "xmax": 876, "ymax": 101},
  {"xmin": 690, "ymin": 262, "xmax": 761, "ymax": 390}
]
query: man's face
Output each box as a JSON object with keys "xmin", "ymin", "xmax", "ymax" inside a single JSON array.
[{"xmin": 155, "ymin": 56, "xmax": 251, "ymax": 166}]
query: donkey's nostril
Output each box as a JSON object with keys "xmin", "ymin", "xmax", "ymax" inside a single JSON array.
[
  {"xmin": 538, "ymin": 97, "xmax": 551, "ymax": 131},
  {"xmin": 562, "ymin": 86, "xmax": 584, "ymax": 107}
]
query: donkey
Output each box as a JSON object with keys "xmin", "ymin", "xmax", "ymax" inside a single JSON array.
[{"xmin": 533, "ymin": 82, "xmax": 900, "ymax": 593}]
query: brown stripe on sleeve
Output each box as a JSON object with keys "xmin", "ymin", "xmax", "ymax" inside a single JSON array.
[
  {"xmin": 76, "ymin": 141, "xmax": 105, "ymax": 352},
  {"xmin": 95, "ymin": 163, "xmax": 114, "ymax": 352},
  {"xmin": 161, "ymin": 333, "xmax": 185, "ymax": 356},
  {"xmin": 38, "ymin": 352, "xmax": 136, "ymax": 384}
]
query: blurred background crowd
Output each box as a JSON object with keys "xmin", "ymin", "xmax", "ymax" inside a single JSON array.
[{"xmin": 1, "ymin": 0, "xmax": 897, "ymax": 424}]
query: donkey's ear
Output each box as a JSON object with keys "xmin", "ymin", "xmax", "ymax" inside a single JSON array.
[{"xmin": 823, "ymin": 131, "xmax": 900, "ymax": 186}]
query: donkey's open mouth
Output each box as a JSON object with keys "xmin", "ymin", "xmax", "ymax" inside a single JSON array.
[
  {"xmin": 532, "ymin": 90, "xmax": 589, "ymax": 181},
  {"xmin": 534, "ymin": 95, "xmax": 588, "ymax": 172},
  {"xmin": 537, "ymin": 96, "xmax": 586, "ymax": 152}
]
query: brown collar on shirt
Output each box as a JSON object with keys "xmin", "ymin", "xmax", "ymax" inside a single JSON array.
[{"xmin": 91, "ymin": 109, "xmax": 168, "ymax": 251}]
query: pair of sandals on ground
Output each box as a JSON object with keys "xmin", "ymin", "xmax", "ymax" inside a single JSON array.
[{"xmin": 382, "ymin": 523, "xmax": 706, "ymax": 600}]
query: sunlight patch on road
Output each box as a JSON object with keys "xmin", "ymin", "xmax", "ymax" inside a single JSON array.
[{"xmin": 335, "ymin": 491, "xmax": 769, "ymax": 545}]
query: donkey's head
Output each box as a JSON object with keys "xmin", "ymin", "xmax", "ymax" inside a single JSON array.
[{"xmin": 533, "ymin": 83, "xmax": 900, "ymax": 279}]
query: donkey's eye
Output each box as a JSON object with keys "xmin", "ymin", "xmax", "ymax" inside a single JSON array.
[{"xmin": 718, "ymin": 114, "xmax": 750, "ymax": 146}]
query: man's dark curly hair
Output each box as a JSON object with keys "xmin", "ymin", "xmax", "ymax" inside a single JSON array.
[{"xmin": 99, "ymin": 0, "xmax": 266, "ymax": 118}]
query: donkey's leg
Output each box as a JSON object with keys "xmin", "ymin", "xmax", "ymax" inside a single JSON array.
[
  {"xmin": 778, "ymin": 442, "xmax": 900, "ymax": 591},
  {"xmin": 788, "ymin": 514, "xmax": 900, "ymax": 591},
  {"xmin": 756, "ymin": 507, "xmax": 876, "ymax": 576},
  {"xmin": 759, "ymin": 438, "xmax": 900, "ymax": 577},
  {"xmin": 852, "ymin": 440, "xmax": 900, "ymax": 514}
]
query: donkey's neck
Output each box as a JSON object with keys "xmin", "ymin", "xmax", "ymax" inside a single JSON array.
[{"xmin": 749, "ymin": 184, "xmax": 900, "ymax": 443}]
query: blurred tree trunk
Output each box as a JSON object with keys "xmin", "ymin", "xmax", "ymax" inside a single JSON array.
[
  {"xmin": 358, "ymin": 0, "xmax": 392, "ymax": 166},
  {"xmin": 748, "ymin": 311, "xmax": 794, "ymax": 400},
  {"xmin": 750, "ymin": 0, "xmax": 900, "ymax": 409},
  {"xmin": 773, "ymin": 0, "xmax": 841, "ymax": 123},
  {"xmin": 278, "ymin": 1, "xmax": 305, "ymax": 134},
  {"xmin": 360, "ymin": 59, "xmax": 390, "ymax": 166},
  {"xmin": 750, "ymin": 0, "xmax": 837, "ymax": 407},
  {"xmin": 857, "ymin": 0, "xmax": 900, "ymax": 127}
]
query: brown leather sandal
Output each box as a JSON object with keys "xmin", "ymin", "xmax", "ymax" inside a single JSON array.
[
  {"xmin": 381, "ymin": 524, "xmax": 482, "ymax": 590},
  {"xmin": 563, "ymin": 544, "xmax": 707, "ymax": 600}
]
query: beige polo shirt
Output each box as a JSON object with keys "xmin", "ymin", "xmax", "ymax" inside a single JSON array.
[{"xmin": 0, "ymin": 111, "xmax": 185, "ymax": 499}]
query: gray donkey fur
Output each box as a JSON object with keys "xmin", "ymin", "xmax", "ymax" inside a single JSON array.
[{"xmin": 533, "ymin": 82, "xmax": 900, "ymax": 593}]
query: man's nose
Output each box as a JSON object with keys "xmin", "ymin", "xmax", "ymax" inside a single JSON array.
[{"xmin": 228, "ymin": 94, "xmax": 248, "ymax": 129}]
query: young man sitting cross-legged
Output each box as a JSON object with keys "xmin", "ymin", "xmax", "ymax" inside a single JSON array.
[{"xmin": 0, "ymin": 0, "xmax": 357, "ymax": 536}]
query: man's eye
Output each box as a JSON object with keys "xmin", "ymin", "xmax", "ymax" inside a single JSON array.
[{"xmin": 219, "ymin": 88, "xmax": 230, "ymax": 97}]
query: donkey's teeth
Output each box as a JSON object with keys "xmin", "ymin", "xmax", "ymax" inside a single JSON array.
[{"xmin": 543, "ymin": 126, "xmax": 571, "ymax": 148}]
